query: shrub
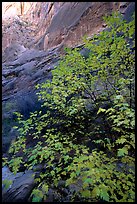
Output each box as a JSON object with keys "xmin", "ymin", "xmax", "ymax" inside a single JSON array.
[{"xmin": 4, "ymin": 12, "xmax": 135, "ymax": 202}]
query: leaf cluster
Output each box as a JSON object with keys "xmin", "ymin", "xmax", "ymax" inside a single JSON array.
[{"xmin": 3, "ymin": 12, "xmax": 135, "ymax": 202}]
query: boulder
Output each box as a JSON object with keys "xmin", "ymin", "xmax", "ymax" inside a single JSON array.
[{"xmin": 2, "ymin": 167, "xmax": 36, "ymax": 202}]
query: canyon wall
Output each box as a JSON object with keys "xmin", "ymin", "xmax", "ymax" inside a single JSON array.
[{"xmin": 3, "ymin": 2, "xmax": 134, "ymax": 52}]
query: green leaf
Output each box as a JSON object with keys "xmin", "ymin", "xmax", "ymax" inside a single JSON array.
[
  {"xmin": 3, "ymin": 179, "xmax": 13, "ymax": 190},
  {"xmin": 116, "ymin": 138, "xmax": 126, "ymax": 144},
  {"xmin": 61, "ymin": 171, "xmax": 67, "ymax": 175},
  {"xmin": 28, "ymin": 155, "xmax": 36, "ymax": 161},
  {"xmin": 51, "ymin": 170, "xmax": 55, "ymax": 176},
  {"xmin": 42, "ymin": 184, "xmax": 48, "ymax": 193},
  {"xmin": 70, "ymin": 172, "xmax": 76, "ymax": 179},
  {"xmin": 31, "ymin": 189, "xmax": 43, "ymax": 202},
  {"xmin": 91, "ymin": 187, "xmax": 100, "ymax": 198},
  {"xmin": 84, "ymin": 177, "xmax": 92, "ymax": 184},
  {"xmin": 117, "ymin": 147, "xmax": 128, "ymax": 157},
  {"xmin": 32, "ymin": 197, "xmax": 42, "ymax": 202},
  {"xmin": 115, "ymin": 95, "xmax": 123, "ymax": 100},
  {"xmin": 100, "ymin": 189, "xmax": 109, "ymax": 202},
  {"xmin": 99, "ymin": 185, "xmax": 109, "ymax": 202},
  {"xmin": 93, "ymin": 139, "xmax": 103, "ymax": 144},
  {"xmin": 81, "ymin": 189, "xmax": 91, "ymax": 198},
  {"xmin": 97, "ymin": 108, "xmax": 106, "ymax": 114}
]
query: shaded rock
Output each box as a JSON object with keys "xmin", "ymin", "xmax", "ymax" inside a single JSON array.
[
  {"xmin": 2, "ymin": 167, "xmax": 36, "ymax": 202},
  {"xmin": 2, "ymin": 47, "xmax": 59, "ymax": 101},
  {"xmin": 68, "ymin": 182, "xmax": 82, "ymax": 194},
  {"xmin": 2, "ymin": 68, "xmax": 18, "ymax": 77},
  {"xmin": 115, "ymin": 161, "xmax": 135, "ymax": 173},
  {"xmin": 32, "ymin": 164, "xmax": 44, "ymax": 172},
  {"xmin": 5, "ymin": 49, "xmax": 48, "ymax": 66},
  {"xmin": 2, "ymin": 166, "xmax": 24, "ymax": 189},
  {"xmin": 123, "ymin": 2, "xmax": 135, "ymax": 22},
  {"xmin": 79, "ymin": 47, "xmax": 90, "ymax": 59},
  {"xmin": 2, "ymin": 90, "xmax": 42, "ymax": 153},
  {"xmin": 4, "ymin": 78, "xmax": 17, "ymax": 91},
  {"xmin": 31, "ymin": 62, "xmax": 56, "ymax": 81},
  {"xmin": 18, "ymin": 60, "xmax": 37, "ymax": 76},
  {"xmin": 45, "ymin": 188, "xmax": 62, "ymax": 202},
  {"xmin": 2, "ymin": 128, "xmax": 18, "ymax": 154},
  {"xmin": 57, "ymin": 180, "xmax": 66, "ymax": 188},
  {"xmin": 15, "ymin": 91, "xmax": 41, "ymax": 118},
  {"xmin": 2, "ymin": 43, "xmax": 27, "ymax": 63}
]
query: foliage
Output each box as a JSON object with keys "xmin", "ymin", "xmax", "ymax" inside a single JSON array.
[
  {"xmin": 97, "ymin": 94, "xmax": 135, "ymax": 155},
  {"xmin": 3, "ymin": 179, "xmax": 13, "ymax": 190},
  {"xmin": 65, "ymin": 151, "xmax": 135, "ymax": 202},
  {"xmin": 4, "ymin": 12, "xmax": 135, "ymax": 202},
  {"xmin": 31, "ymin": 189, "xmax": 44, "ymax": 202}
]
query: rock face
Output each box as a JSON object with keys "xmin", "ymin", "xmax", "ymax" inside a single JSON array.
[
  {"xmin": 2, "ymin": 46, "xmax": 60, "ymax": 153},
  {"xmin": 2, "ymin": 2, "xmax": 135, "ymax": 52},
  {"xmin": 2, "ymin": 43, "xmax": 27, "ymax": 63},
  {"xmin": 2, "ymin": 166, "xmax": 36, "ymax": 202},
  {"xmin": 41, "ymin": 2, "xmax": 116, "ymax": 51}
]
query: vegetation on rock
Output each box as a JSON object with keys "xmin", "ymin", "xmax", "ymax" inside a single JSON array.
[{"xmin": 3, "ymin": 12, "xmax": 135, "ymax": 202}]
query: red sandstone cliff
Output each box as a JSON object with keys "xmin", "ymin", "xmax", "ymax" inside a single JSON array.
[{"xmin": 2, "ymin": 2, "xmax": 134, "ymax": 52}]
